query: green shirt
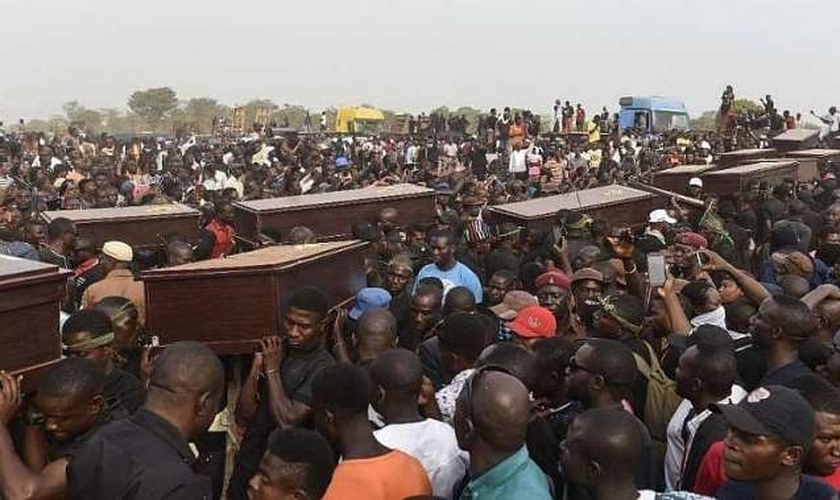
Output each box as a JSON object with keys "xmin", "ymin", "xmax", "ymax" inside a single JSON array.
[{"xmin": 460, "ymin": 446, "xmax": 552, "ymax": 500}]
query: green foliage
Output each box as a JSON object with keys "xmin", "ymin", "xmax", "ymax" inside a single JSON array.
[
  {"xmin": 127, "ymin": 87, "xmax": 179, "ymax": 130},
  {"xmin": 62, "ymin": 101, "xmax": 104, "ymax": 133},
  {"xmin": 690, "ymin": 99, "xmax": 764, "ymax": 131},
  {"xmin": 690, "ymin": 110, "xmax": 718, "ymax": 131},
  {"xmin": 184, "ymin": 97, "xmax": 229, "ymax": 134},
  {"xmin": 732, "ymin": 98, "xmax": 763, "ymax": 114}
]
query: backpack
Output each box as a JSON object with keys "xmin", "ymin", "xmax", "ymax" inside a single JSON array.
[{"xmin": 632, "ymin": 340, "xmax": 683, "ymax": 443}]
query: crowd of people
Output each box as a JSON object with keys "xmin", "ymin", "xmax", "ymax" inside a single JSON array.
[{"xmin": 2, "ymin": 94, "xmax": 840, "ymax": 499}]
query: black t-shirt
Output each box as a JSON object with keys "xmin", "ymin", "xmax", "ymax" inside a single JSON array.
[
  {"xmin": 50, "ymin": 411, "xmax": 112, "ymax": 461},
  {"xmin": 226, "ymin": 346, "xmax": 334, "ymax": 500},
  {"xmin": 760, "ymin": 359, "xmax": 812, "ymax": 389},
  {"xmin": 105, "ymin": 366, "xmax": 145, "ymax": 416},
  {"xmin": 717, "ymin": 475, "xmax": 838, "ymax": 500},
  {"xmin": 66, "ymin": 408, "xmax": 212, "ymax": 500}
]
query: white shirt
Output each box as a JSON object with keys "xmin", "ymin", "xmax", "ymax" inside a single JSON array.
[
  {"xmin": 225, "ymin": 176, "xmax": 244, "ymax": 198},
  {"xmin": 202, "ymin": 170, "xmax": 229, "ymax": 191},
  {"xmin": 374, "ymin": 420, "xmax": 468, "ymax": 499},
  {"xmin": 443, "ymin": 142, "xmax": 458, "ymax": 158},
  {"xmin": 435, "ymin": 369, "xmax": 475, "ymax": 425},
  {"xmin": 664, "ymin": 386, "xmax": 748, "ymax": 491},
  {"xmin": 508, "ymin": 148, "xmax": 527, "ymax": 173}
]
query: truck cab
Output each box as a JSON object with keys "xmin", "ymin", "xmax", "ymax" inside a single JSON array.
[
  {"xmin": 619, "ymin": 96, "xmax": 689, "ymax": 134},
  {"xmin": 335, "ymin": 107, "xmax": 385, "ymax": 135}
]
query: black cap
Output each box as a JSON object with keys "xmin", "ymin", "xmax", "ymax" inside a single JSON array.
[{"xmin": 712, "ymin": 385, "xmax": 815, "ymax": 447}]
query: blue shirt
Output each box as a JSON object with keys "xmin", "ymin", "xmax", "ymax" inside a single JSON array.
[
  {"xmin": 415, "ymin": 261, "xmax": 484, "ymax": 303},
  {"xmin": 459, "ymin": 446, "xmax": 552, "ymax": 500}
]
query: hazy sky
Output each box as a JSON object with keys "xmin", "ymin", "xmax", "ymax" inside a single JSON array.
[{"xmin": 1, "ymin": 0, "xmax": 837, "ymax": 122}]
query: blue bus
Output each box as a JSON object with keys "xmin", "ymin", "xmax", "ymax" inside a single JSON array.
[{"xmin": 618, "ymin": 96, "xmax": 690, "ymax": 133}]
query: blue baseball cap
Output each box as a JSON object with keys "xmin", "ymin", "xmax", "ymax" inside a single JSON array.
[
  {"xmin": 349, "ymin": 288, "xmax": 392, "ymax": 320},
  {"xmin": 335, "ymin": 156, "xmax": 350, "ymax": 169}
]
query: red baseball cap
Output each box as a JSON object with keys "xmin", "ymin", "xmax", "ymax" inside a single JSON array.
[
  {"xmin": 535, "ymin": 271, "xmax": 570, "ymax": 290},
  {"xmin": 509, "ymin": 306, "xmax": 557, "ymax": 339}
]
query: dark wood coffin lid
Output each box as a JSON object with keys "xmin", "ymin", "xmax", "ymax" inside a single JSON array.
[
  {"xmin": 489, "ymin": 185, "xmax": 655, "ymax": 220},
  {"xmin": 655, "ymin": 163, "xmax": 720, "ymax": 176},
  {"xmin": 234, "ymin": 184, "xmax": 435, "ymax": 214},
  {"xmin": 785, "ymin": 149, "xmax": 840, "ymax": 158},
  {"xmin": 702, "ymin": 160, "xmax": 799, "ymax": 177},
  {"xmin": 140, "ymin": 240, "xmax": 368, "ymax": 281},
  {"xmin": 0, "ymin": 255, "xmax": 72, "ymax": 290},
  {"xmin": 771, "ymin": 128, "xmax": 819, "ymax": 143},
  {"xmin": 716, "ymin": 148, "xmax": 777, "ymax": 160},
  {"xmin": 42, "ymin": 203, "xmax": 199, "ymax": 224}
]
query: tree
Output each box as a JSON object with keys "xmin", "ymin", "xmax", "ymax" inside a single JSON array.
[
  {"xmin": 184, "ymin": 97, "xmax": 228, "ymax": 133},
  {"xmin": 127, "ymin": 87, "xmax": 179, "ymax": 131},
  {"xmin": 241, "ymin": 99, "xmax": 278, "ymax": 129},
  {"xmin": 62, "ymin": 101, "xmax": 103, "ymax": 132},
  {"xmin": 690, "ymin": 110, "xmax": 718, "ymax": 131},
  {"xmin": 732, "ymin": 98, "xmax": 763, "ymax": 115}
]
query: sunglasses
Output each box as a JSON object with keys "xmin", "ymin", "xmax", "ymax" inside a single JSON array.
[{"xmin": 568, "ymin": 355, "xmax": 601, "ymax": 377}]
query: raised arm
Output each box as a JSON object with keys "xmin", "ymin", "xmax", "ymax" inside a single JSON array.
[
  {"xmin": 699, "ymin": 249, "xmax": 770, "ymax": 306},
  {"xmin": 0, "ymin": 373, "xmax": 68, "ymax": 500}
]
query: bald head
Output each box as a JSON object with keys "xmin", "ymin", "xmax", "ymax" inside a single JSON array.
[
  {"xmin": 166, "ymin": 240, "xmax": 194, "ymax": 267},
  {"xmin": 356, "ymin": 309, "xmax": 397, "ymax": 360},
  {"xmin": 565, "ymin": 408, "xmax": 645, "ymax": 480},
  {"xmin": 464, "ymin": 371, "xmax": 530, "ymax": 453},
  {"xmin": 149, "ymin": 341, "xmax": 224, "ymax": 401}
]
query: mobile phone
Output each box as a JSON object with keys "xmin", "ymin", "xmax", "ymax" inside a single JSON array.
[
  {"xmin": 695, "ymin": 251, "xmax": 709, "ymax": 269},
  {"xmin": 648, "ymin": 253, "xmax": 667, "ymax": 287},
  {"xmin": 552, "ymin": 226, "xmax": 564, "ymax": 247}
]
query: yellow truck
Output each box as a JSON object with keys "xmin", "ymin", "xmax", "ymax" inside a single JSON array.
[{"xmin": 335, "ymin": 106, "xmax": 385, "ymax": 134}]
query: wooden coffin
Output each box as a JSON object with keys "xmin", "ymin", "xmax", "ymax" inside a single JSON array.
[
  {"xmin": 716, "ymin": 148, "xmax": 778, "ymax": 166},
  {"xmin": 0, "ymin": 256, "xmax": 70, "ymax": 392},
  {"xmin": 700, "ymin": 161, "xmax": 799, "ymax": 195},
  {"xmin": 487, "ymin": 185, "xmax": 658, "ymax": 232},
  {"xmin": 233, "ymin": 184, "xmax": 436, "ymax": 242},
  {"xmin": 771, "ymin": 128, "xmax": 820, "ymax": 153},
  {"xmin": 784, "ymin": 149, "xmax": 840, "ymax": 182},
  {"xmin": 140, "ymin": 241, "xmax": 368, "ymax": 354},
  {"xmin": 652, "ymin": 164, "xmax": 720, "ymax": 194},
  {"xmin": 41, "ymin": 204, "xmax": 200, "ymax": 249}
]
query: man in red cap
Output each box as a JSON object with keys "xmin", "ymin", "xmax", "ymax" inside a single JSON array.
[
  {"xmin": 508, "ymin": 306, "xmax": 557, "ymax": 350},
  {"xmin": 535, "ymin": 271, "xmax": 571, "ymax": 335},
  {"xmin": 670, "ymin": 232, "xmax": 708, "ymax": 280}
]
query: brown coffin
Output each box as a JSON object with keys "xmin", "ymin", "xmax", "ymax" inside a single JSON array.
[
  {"xmin": 233, "ymin": 184, "xmax": 436, "ymax": 242},
  {"xmin": 700, "ymin": 161, "xmax": 799, "ymax": 195},
  {"xmin": 487, "ymin": 185, "xmax": 658, "ymax": 232},
  {"xmin": 652, "ymin": 164, "xmax": 720, "ymax": 194},
  {"xmin": 41, "ymin": 204, "xmax": 200, "ymax": 249},
  {"xmin": 784, "ymin": 149, "xmax": 840, "ymax": 182},
  {"xmin": 0, "ymin": 256, "xmax": 70, "ymax": 392},
  {"xmin": 771, "ymin": 128, "xmax": 820, "ymax": 153},
  {"xmin": 140, "ymin": 241, "xmax": 368, "ymax": 354},
  {"xmin": 716, "ymin": 148, "xmax": 778, "ymax": 166}
]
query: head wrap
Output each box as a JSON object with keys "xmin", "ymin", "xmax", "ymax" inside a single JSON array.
[{"xmin": 673, "ymin": 232, "xmax": 708, "ymax": 250}]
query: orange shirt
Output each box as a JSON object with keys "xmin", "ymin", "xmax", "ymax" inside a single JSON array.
[
  {"xmin": 509, "ymin": 123, "xmax": 527, "ymax": 148},
  {"xmin": 206, "ymin": 219, "xmax": 235, "ymax": 259},
  {"xmin": 323, "ymin": 450, "xmax": 431, "ymax": 500}
]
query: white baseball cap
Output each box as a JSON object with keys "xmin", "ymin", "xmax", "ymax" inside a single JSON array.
[
  {"xmin": 649, "ymin": 209, "xmax": 677, "ymax": 225},
  {"xmin": 689, "ymin": 177, "xmax": 703, "ymax": 188},
  {"xmin": 102, "ymin": 241, "xmax": 133, "ymax": 263}
]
